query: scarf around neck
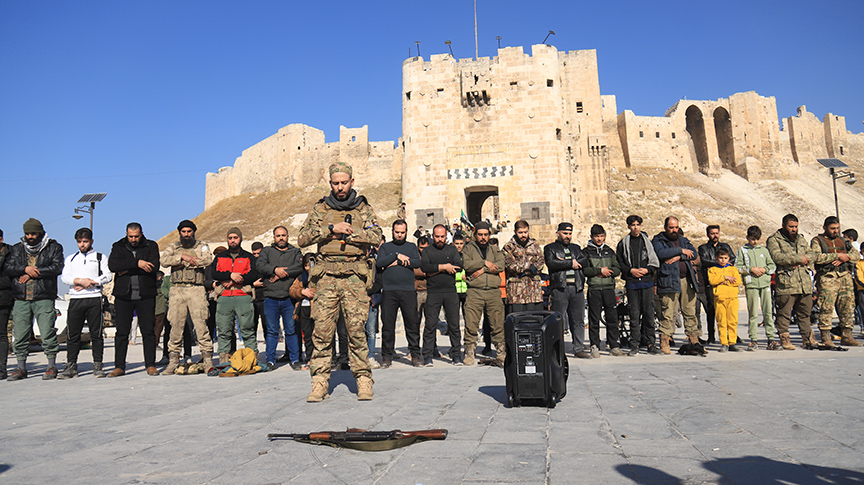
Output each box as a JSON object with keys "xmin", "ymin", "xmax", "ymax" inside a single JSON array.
[
  {"xmin": 324, "ymin": 189, "xmax": 367, "ymax": 211},
  {"xmin": 23, "ymin": 234, "xmax": 50, "ymax": 255}
]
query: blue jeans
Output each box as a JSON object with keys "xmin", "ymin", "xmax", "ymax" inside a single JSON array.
[
  {"xmin": 263, "ymin": 297, "xmax": 298, "ymax": 364},
  {"xmin": 365, "ymin": 305, "xmax": 378, "ymax": 360}
]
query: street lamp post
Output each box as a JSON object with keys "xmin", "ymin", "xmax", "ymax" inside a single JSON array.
[
  {"xmin": 818, "ymin": 159, "xmax": 856, "ymax": 221},
  {"xmin": 73, "ymin": 193, "xmax": 107, "ymax": 232}
]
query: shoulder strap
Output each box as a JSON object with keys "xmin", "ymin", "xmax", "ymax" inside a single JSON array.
[{"xmin": 97, "ymin": 252, "xmax": 103, "ymax": 277}]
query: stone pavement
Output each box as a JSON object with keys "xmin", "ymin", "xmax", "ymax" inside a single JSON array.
[{"xmin": 2, "ymin": 320, "xmax": 864, "ymax": 484}]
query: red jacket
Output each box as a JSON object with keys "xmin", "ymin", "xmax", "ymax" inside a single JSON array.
[{"xmin": 212, "ymin": 248, "xmax": 259, "ymax": 297}]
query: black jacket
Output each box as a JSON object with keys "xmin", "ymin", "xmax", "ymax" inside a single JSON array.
[
  {"xmin": 0, "ymin": 243, "xmax": 13, "ymax": 306},
  {"xmin": 3, "ymin": 238, "xmax": 64, "ymax": 301},
  {"xmin": 543, "ymin": 240, "xmax": 588, "ymax": 291},
  {"xmin": 697, "ymin": 241, "xmax": 736, "ymax": 289},
  {"xmin": 108, "ymin": 236, "xmax": 161, "ymax": 300}
]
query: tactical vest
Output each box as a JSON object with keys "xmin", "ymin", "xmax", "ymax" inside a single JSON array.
[
  {"xmin": 814, "ymin": 235, "xmax": 850, "ymax": 274},
  {"xmin": 170, "ymin": 241, "xmax": 208, "ymax": 285},
  {"xmin": 318, "ymin": 207, "xmax": 365, "ymax": 258}
]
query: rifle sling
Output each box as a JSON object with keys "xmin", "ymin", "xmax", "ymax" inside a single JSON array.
[{"xmin": 295, "ymin": 435, "xmax": 427, "ymax": 451}]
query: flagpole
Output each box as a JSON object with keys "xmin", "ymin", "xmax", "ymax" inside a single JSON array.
[{"xmin": 474, "ymin": 0, "xmax": 478, "ymax": 59}]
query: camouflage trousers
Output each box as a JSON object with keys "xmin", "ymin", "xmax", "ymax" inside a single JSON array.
[
  {"xmin": 815, "ymin": 272, "xmax": 856, "ymax": 330},
  {"xmin": 167, "ymin": 285, "xmax": 213, "ymax": 353},
  {"xmin": 309, "ymin": 274, "xmax": 370, "ymax": 381}
]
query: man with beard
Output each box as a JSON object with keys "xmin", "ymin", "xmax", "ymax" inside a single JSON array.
[
  {"xmin": 502, "ymin": 220, "xmax": 545, "ymax": 314},
  {"xmin": 463, "ymin": 222, "xmax": 506, "ymax": 366},
  {"xmin": 810, "ymin": 216, "xmax": 860, "ymax": 347},
  {"xmin": 58, "ymin": 227, "xmax": 112, "ymax": 378},
  {"xmin": 544, "ymin": 222, "xmax": 590, "ymax": 358},
  {"xmin": 108, "ymin": 222, "xmax": 161, "ymax": 376},
  {"xmin": 375, "ymin": 220, "xmax": 422, "ymax": 367},
  {"xmin": 653, "ymin": 216, "xmax": 701, "ymax": 354},
  {"xmin": 4, "ymin": 218, "xmax": 64, "ymax": 380},
  {"xmin": 767, "ymin": 214, "xmax": 825, "ymax": 350},
  {"xmin": 298, "ymin": 162, "xmax": 382, "ymax": 402},
  {"xmin": 160, "ymin": 220, "xmax": 214, "ymax": 374},
  {"xmin": 256, "ymin": 226, "xmax": 303, "ymax": 368},
  {"xmin": 212, "ymin": 227, "xmax": 260, "ymax": 363},
  {"xmin": 420, "ymin": 224, "xmax": 463, "ymax": 366},
  {"xmin": 616, "ymin": 215, "xmax": 661, "ymax": 355},
  {"xmin": 697, "ymin": 225, "xmax": 737, "ymax": 344}
]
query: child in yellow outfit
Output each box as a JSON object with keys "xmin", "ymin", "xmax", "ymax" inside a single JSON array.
[{"xmin": 708, "ymin": 248, "xmax": 742, "ymax": 352}]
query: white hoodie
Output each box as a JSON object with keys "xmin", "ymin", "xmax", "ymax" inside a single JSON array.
[{"xmin": 61, "ymin": 248, "xmax": 113, "ymax": 299}]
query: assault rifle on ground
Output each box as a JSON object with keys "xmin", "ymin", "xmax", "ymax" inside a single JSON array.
[{"xmin": 267, "ymin": 428, "xmax": 448, "ymax": 451}]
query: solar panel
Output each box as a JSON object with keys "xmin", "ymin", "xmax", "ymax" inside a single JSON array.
[
  {"xmin": 816, "ymin": 158, "xmax": 848, "ymax": 168},
  {"xmin": 77, "ymin": 193, "xmax": 108, "ymax": 203}
]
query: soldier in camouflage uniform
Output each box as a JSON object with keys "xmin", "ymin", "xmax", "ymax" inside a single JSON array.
[
  {"xmin": 810, "ymin": 216, "xmax": 861, "ymax": 347},
  {"xmin": 502, "ymin": 220, "xmax": 545, "ymax": 313},
  {"xmin": 298, "ymin": 162, "xmax": 382, "ymax": 402},
  {"xmin": 767, "ymin": 214, "xmax": 833, "ymax": 350},
  {"xmin": 159, "ymin": 220, "xmax": 215, "ymax": 374}
]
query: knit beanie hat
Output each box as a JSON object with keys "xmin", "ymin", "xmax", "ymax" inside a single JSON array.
[{"xmin": 23, "ymin": 218, "xmax": 44, "ymax": 233}]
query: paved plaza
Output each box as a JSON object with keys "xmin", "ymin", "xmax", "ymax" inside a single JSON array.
[{"xmin": 3, "ymin": 316, "xmax": 864, "ymax": 484}]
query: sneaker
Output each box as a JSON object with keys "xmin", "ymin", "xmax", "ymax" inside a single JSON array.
[
  {"xmin": 424, "ymin": 358, "xmax": 434, "ymax": 367},
  {"xmin": 276, "ymin": 354, "xmax": 291, "ymax": 363},
  {"xmin": 369, "ymin": 360, "xmax": 380, "ymax": 369},
  {"xmin": 451, "ymin": 354, "xmax": 464, "ymax": 366},
  {"xmin": 609, "ymin": 347, "xmax": 626, "ymax": 357},
  {"xmin": 766, "ymin": 340, "xmax": 781, "ymax": 351},
  {"xmin": 290, "ymin": 361, "xmax": 304, "ymax": 371},
  {"xmin": 627, "ymin": 347, "xmax": 639, "ymax": 356},
  {"xmin": 57, "ymin": 363, "xmax": 78, "ymax": 380},
  {"xmin": 648, "ymin": 345, "xmax": 663, "ymax": 355},
  {"xmin": 719, "ymin": 345, "xmax": 728, "ymax": 352},
  {"xmin": 575, "ymin": 350, "xmax": 593, "ymax": 359},
  {"xmin": 747, "ymin": 341, "xmax": 758, "ymax": 352},
  {"xmin": 481, "ymin": 346, "xmax": 494, "ymax": 356},
  {"xmin": 381, "ymin": 358, "xmax": 392, "ymax": 369},
  {"xmin": 411, "ymin": 356, "xmax": 423, "ymax": 367},
  {"xmin": 590, "ymin": 345, "xmax": 601, "ymax": 358},
  {"xmin": 728, "ymin": 345, "xmax": 740, "ymax": 352},
  {"xmin": 7, "ymin": 367, "xmax": 27, "ymax": 381},
  {"xmin": 43, "ymin": 366, "xmax": 58, "ymax": 380}
]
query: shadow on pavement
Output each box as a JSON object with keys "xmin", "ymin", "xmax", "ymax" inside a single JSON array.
[
  {"xmin": 617, "ymin": 456, "xmax": 864, "ymax": 484},
  {"xmin": 478, "ymin": 385, "xmax": 506, "ymax": 404},
  {"xmin": 0, "ymin": 465, "xmax": 10, "ymax": 475}
]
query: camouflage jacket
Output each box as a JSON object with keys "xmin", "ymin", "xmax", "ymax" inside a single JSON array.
[
  {"xmin": 160, "ymin": 239, "xmax": 213, "ymax": 286},
  {"xmin": 766, "ymin": 228, "xmax": 829, "ymax": 295},
  {"xmin": 810, "ymin": 234, "xmax": 859, "ymax": 278},
  {"xmin": 298, "ymin": 197, "xmax": 382, "ymax": 282},
  {"xmin": 502, "ymin": 236, "xmax": 545, "ymax": 304}
]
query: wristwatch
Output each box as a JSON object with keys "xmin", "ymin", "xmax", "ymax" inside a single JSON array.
[{"xmin": 328, "ymin": 224, "xmax": 334, "ymax": 235}]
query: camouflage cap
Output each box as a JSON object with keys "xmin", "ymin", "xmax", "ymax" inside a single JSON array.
[{"xmin": 329, "ymin": 162, "xmax": 353, "ymax": 177}]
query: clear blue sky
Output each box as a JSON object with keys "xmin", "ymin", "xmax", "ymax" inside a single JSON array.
[{"xmin": 2, "ymin": 0, "xmax": 861, "ymax": 254}]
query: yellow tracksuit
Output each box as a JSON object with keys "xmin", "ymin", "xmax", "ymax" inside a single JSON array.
[{"xmin": 708, "ymin": 264, "xmax": 742, "ymax": 346}]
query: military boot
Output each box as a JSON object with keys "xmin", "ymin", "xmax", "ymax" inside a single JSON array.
[
  {"xmin": 161, "ymin": 352, "xmax": 180, "ymax": 375},
  {"xmin": 463, "ymin": 344, "xmax": 476, "ymax": 366},
  {"xmin": 57, "ymin": 362, "xmax": 78, "ymax": 379},
  {"xmin": 659, "ymin": 334, "xmax": 671, "ymax": 355},
  {"xmin": 779, "ymin": 332, "xmax": 795, "ymax": 350},
  {"xmin": 820, "ymin": 329, "xmax": 835, "ymax": 348},
  {"xmin": 356, "ymin": 375, "xmax": 374, "ymax": 401},
  {"xmin": 840, "ymin": 328, "xmax": 863, "ymax": 347},
  {"xmin": 219, "ymin": 352, "xmax": 229, "ymax": 365},
  {"xmin": 201, "ymin": 351, "xmax": 214, "ymax": 371},
  {"xmin": 687, "ymin": 334, "xmax": 700, "ymax": 345},
  {"xmin": 801, "ymin": 332, "xmax": 819, "ymax": 350},
  {"xmin": 307, "ymin": 379, "xmax": 330, "ymax": 402}
]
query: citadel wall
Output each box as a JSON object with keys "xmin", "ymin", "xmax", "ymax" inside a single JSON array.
[{"xmin": 204, "ymin": 124, "xmax": 400, "ymax": 209}]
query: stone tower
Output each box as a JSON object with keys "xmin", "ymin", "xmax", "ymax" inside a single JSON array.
[{"xmin": 401, "ymin": 44, "xmax": 611, "ymax": 237}]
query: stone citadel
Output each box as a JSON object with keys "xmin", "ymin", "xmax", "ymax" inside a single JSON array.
[{"xmin": 205, "ymin": 44, "xmax": 863, "ymax": 236}]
